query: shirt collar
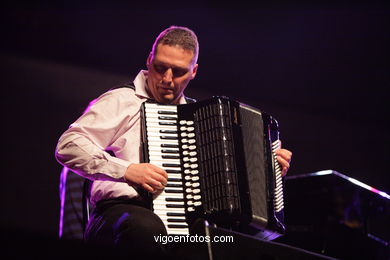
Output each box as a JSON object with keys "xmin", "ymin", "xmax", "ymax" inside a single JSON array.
[{"xmin": 133, "ymin": 70, "xmax": 187, "ymax": 104}]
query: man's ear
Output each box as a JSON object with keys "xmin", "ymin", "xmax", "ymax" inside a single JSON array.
[
  {"xmin": 190, "ymin": 64, "xmax": 198, "ymax": 80},
  {"xmin": 146, "ymin": 52, "xmax": 152, "ymax": 69}
]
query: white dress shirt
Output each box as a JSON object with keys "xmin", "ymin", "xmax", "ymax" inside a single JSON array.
[{"xmin": 55, "ymin": 70, "xmax": 187, "ymax": 205}]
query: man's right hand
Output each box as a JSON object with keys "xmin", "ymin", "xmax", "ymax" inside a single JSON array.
[{"xmin": 124, "ymin": 163, "xmax": 168, "ymax": 193}]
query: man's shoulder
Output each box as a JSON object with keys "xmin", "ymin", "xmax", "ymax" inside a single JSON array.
[
  {"xmin": 94, "ymin": 81, "xmax": 138, "ymax": 105},
  {"xmin": 110, "ymin": 81, "xmax": 136, "ymax": 91}
]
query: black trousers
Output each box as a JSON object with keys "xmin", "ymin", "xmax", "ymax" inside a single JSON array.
[{"xmin": 84, "ymin": 198, "xmax": 170, "ymax": 258}]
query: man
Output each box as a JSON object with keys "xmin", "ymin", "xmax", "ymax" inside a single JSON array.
[{"xmin": 55, "ymin": 26, "xmax": 292, "ymax": 257}]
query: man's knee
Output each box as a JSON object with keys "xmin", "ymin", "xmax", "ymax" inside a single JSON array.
[{"xmin": 114, "ymin": 205, "xmax": 167, "ymax": 241}]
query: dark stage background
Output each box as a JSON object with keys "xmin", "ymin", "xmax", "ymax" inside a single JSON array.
[{"xmin": 1, "ymin": 0, "xmax": 389, "ymax": 253}]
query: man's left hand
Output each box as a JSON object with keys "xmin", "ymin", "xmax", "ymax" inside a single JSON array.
[{"xmin": 275, "ymin": 148, "xmax": 292, "ymax": 177}]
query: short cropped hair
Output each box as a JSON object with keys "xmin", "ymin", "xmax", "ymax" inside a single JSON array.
[{"xmin": 151, "ymin": 26, "xmax": 199, "ymax": 64}]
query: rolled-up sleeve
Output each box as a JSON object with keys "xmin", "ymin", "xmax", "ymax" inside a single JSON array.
[{"xmin": 55, "ymin": 89, "xmax": 136, "ymax": 181}]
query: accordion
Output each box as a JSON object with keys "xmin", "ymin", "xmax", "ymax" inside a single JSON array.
[{"xmin": 140, "ymin": 96, "xmax": 285, "ymax": 240}]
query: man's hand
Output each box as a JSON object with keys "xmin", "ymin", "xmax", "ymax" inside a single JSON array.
[
  {"xmin": 275, "ymin": 148, "xmax": 292, "ymax": 177},
  {"xmin": 124, "ymin": 163, "xmax": 168, "ymax": 193}
]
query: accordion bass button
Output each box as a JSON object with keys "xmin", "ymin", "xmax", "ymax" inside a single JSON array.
[
  {"xmin": 192, "ymin": 183, "xmax": 200, "ymax": 188},
  {"xmin": 191, "ymin": 170, "xmax": 199, "ymax": 175},
  {"xmin": 193, "ymin": 195, "xmax": 201, "ymax": 200},
  {"xmin": 179, "ymin": 120, "xmax": 187, "ymax": 125}
]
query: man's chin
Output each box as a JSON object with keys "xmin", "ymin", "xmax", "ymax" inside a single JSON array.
[{"xmin": 157, "ymin": 94, "xmax": 175, "ymax": 104}]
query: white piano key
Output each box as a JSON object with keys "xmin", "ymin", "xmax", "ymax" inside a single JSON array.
[
  {"xmin": 166, "ymin": 228, "xmax": 189, "ymax": 235},
  {"xmin": 146, "ymin": 122, "xmax": 177, "ymax": 128},
  {"xmin": 147, "ymin": 136, "xmax": 179, "ymax": 143},
  {"xmin": 147, "ymin": 132, "xmax": 178, "ymax": 138},
  {"xmin": 147, "ymin": 142, "xmax": 179, "ymax": 148},
  {"xmin": 153, "ymin": 200, "xmax": 185, "ymax": 206},
  {"xmin": 148, "ymin": 157, "xmax": 181, "ymax": 163},
  {"xmin": 146, "ymin": 118, "xmax": 177, "ymax": 124},
  {"xmin": 145, "ymin": 103, "xmax": 177, "ymax": 110},
  {"xmin": 158, "ymin": 215, "xmax": 186, "ymax": 221},
  {"xmin": 166, "ymin": 174, "xmax": 182, "ymax": 179},
  {"xmin": 148, "ymin": 148, "xmax": 180, "ymax": 153},
  {"xmin": 154, "ymin": 193, "xmax": 184, "ymax": 199},
  {"xmin": 153, "ymin": 204, "xmax": 185, "ymax": 211}
]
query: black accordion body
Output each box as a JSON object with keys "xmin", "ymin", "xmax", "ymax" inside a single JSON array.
[{"xmin": 140, "ymin": 96, "xmax": 285, "ymax": 240}]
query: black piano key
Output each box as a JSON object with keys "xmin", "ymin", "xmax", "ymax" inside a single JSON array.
[
  {"xmin": 166, "ymin": 183, "xmax": 182, "ymax": 188},
  {"xmin": 167, "ymin": 178, "xmax": 182, "ymax": 182},
  {"xmin": 167, "ymin": 218, "xmax": 187, "ymax": 223},
  {"xmin": 163, "ymin": 163, "xmax": 181, "ymax": 168},
  {"xmin": 158, "ymin": 110, "xmax": 177, "ymax": 115},
  {"xmin": 166, "ymin": 204, "xmax": 185, "ymax": 208},
  {"xmin": 166, "ymin": 169, "xmax": 182, "ymax": 174},
  {"xmin": 160, "ymin": 130, "xmax": 178, "ymax": 134},
  {"xmin": 160, "ymin": 136, "xmax": 178, "ymax": 140},
  {"xmin": 158, "ymin": 116, "xmax": 177, "ymax": 120},
  {"xmin": 167, "ymin": 212, "xmax": 185, "ymax": 217},
  {"xmin": 161, "ymin": 149, "xmax": 179, "ymax": 154},
  {"xmin": 165, "ymin": 189, "xmax": 183, "ymax": 193},
  {"xmin": 162, "ymin": 155, "xmax": 181, "ymax": 159},
  {"xmin": 159, "ymin": 122, "xmax": 177, "ymax": 126},
  {"xmin": 168, "ymin": 224, "xmax": 188, "ymax": 229},
  {"xmin": 161, "ymin": 144, "xmax": 179, "ymax": 148},
  {"xmin": 165, "ymin": 197, "xmax": 184, "ymax": 202}
]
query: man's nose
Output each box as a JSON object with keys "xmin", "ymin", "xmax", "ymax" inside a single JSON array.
[{"xmin": 162, "ymin": 68, "xmax": 173, "ymax": 83}]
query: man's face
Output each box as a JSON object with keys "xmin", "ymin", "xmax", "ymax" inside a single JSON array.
[{"xmin": 146, "ymin": 44, "xmax": 198, "ymax": 104}]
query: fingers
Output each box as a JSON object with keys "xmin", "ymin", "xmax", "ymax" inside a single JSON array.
[
  {"xmin": 275, "ymin": 148, "xmax": 292, "ymax": 177},
  {"xmin": 149, "ymin": 164, "xmax": 168, "ymax": 179},
  {"xmin": 124, "ymin": 163, "xmax": 168, "ymax": 193}
]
